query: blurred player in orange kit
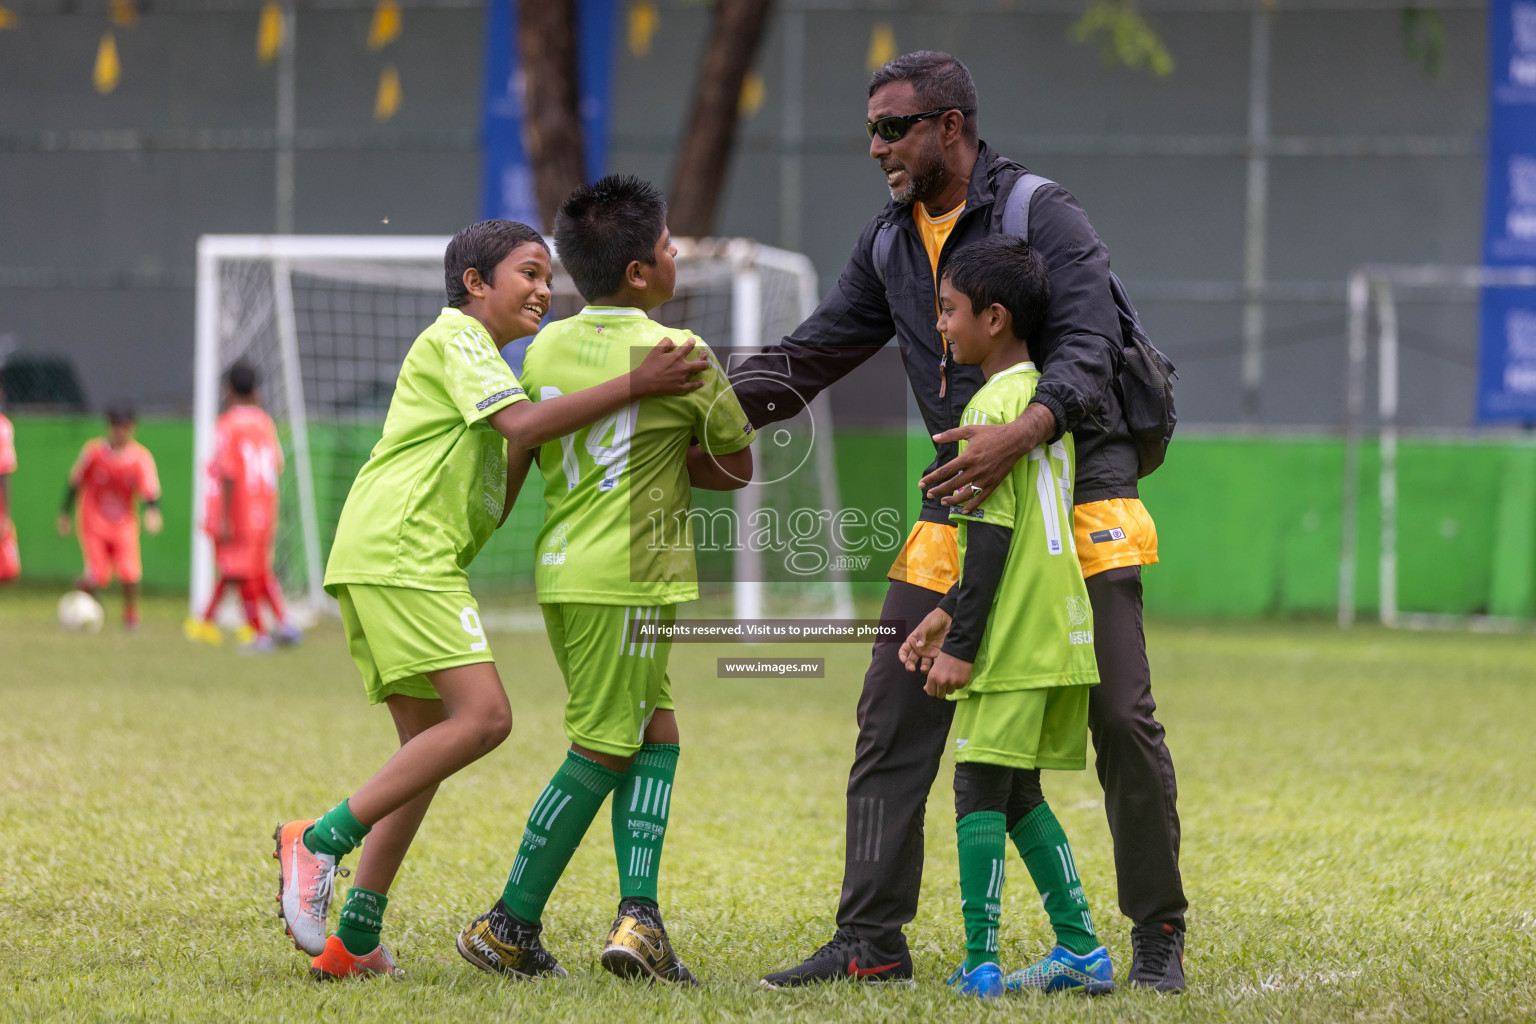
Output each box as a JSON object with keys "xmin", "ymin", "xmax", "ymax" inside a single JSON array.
[
  {"xmin": 184, "ymin": 361, "xmax": 301, "ymax": 651},
  {"xmin": 58, "ymin": 402, "xmax": 162, "ymax": 629},
  {"xmin": 0, "ymin": 376, "xmax": 19, "ymax": 587}
]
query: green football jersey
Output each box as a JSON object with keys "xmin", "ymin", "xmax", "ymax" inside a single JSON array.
[
  {"xmin": 521, "ymin": 306, "xmax": 755, "ymax": 605},
  {"xmin": 325, "ymin": 307, "xmax": 528, "ymax": 592},
  {"xmin": 950, "ymin": 361, "xmax": 1100, "ymax": 693}
]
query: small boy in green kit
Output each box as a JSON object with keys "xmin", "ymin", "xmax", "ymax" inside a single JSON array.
[
  {"xmin": 900, "ymin": 234, "xmax": 1113, "ymax": 998},
  {"xmin": 457, "ymin": 176, "xmax": 755, "ymax": 985},
  {"xmin": 273, "ymin": 219, "xmax": 709, "ymax": 980}
]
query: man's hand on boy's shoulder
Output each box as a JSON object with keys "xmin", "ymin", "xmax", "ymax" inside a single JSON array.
[
  {"xmin": 921, "ymin": 404, "xmax": 1056, "ymax": 513},
  {"xmin": 633, "ymin": 337, "xmax": 710, "ymax": 397}
]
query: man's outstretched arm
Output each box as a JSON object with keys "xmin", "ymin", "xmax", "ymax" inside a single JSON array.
[{"xmin": 729, "ymin": 222, "xmax": 896, "ymax": 428}]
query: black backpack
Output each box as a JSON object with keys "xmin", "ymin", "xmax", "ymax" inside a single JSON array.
[{"xmin": 873, "ymin": 172, "xmax": 1177, "ymax": 478}]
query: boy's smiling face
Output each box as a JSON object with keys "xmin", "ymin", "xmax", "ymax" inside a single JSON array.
[
  {"xmin": 937, "ymin": 276, "xmax": 1005, "ymax": 365},
  {"xmin": 469, "ymin": 241, "xmax": 552, "ymax": 344}
]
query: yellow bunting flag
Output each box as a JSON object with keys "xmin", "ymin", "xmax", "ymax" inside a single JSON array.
[
  {"xmin": 627, "ymin": 0, "xmax": 658, "ymax": 57},
  {"xmin": 866, "ymin": 22, "xmax": 896, "ymax": 73},
  {"xmin": 367, "ymin": 0, "xmax": 401, "ymax": 50},
  {"xmin": 375, "ymin": 64, "xmax": 401, "ymax": 122},
  {"xmin": 94, "ymin": 32, "xmax": 121, "ymax": 93},
  {"xmin": 0, "ymin": 5, "xmax": 17, "ymax": 29},
  {"xmin": 257, "ymin": 2, "xmax": 284, "ymax": 64},
  {"xmin": 109, "ymin": 0, "xmax": 137, "ymax": 27},
  {"xmin": 738, "ymin": 70, "xmax": 764, "ymax": 118}
]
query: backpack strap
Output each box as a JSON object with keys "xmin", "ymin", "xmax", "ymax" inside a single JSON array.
[
  {"xmin": 1000, "ymin": 172, "xmax": 1055, "ymax": 242},
  {"xmin": 871, "ymin": 221, "xmax": 895, "ymax": 290}
]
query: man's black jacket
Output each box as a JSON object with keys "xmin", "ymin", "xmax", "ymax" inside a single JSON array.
[{"xmin": 729, "ymin": 142, "xmax": 1137, "ymax": 520}]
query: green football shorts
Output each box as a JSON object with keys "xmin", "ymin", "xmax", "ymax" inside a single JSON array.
[
  {"xmin": 541, "ymin": 603, "xmax": 676, "ymax": 757},
  {"xmin": 335, "ymin": 584, "xmax": 496, "ymax": 704},
  {"xmin": 951, "ymin": 684, "xmax": 1092, "ymax": 771}
]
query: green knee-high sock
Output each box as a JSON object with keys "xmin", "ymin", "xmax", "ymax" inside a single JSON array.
[
  {"xmin": 501, "ymin": 751, "xmax": 623, "ymax": 923},
  {"xmin": 957, "ymin": 811, "xmax": 1008, "ymax": 971},
  {"xmin": 1009, "ymin": 803, "xmax": 1099, "ymax": 956},
  {"xmin": 336, "ymin": 887, "xmax": 387, "ymax": 956},
  {"xmin": 611, "ymin": 744, "xmax": 678, "ymax": 905},
  {"xmin": 304, "ymin": 799, "xmax": 370, "ymax": 858}
]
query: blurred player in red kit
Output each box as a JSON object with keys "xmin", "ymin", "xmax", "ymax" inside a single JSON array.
[
  {"xmin": 185, "ymin": 361, "xmax": 301, "ymax": 651},
  {"xmin": 58, "ymin": 402, "xmax": 162, "ymax": 628},
  {"xmin": 0, "ymin": 376, "xmax": 19, "ymax": 587}
]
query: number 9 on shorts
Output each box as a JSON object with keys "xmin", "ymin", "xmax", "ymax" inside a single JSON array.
[{"xmin": 334, "ymin": 583, "xmax": 497, "ymax": 704}]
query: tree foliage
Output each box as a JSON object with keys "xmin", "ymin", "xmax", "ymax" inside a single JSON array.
[
  {"xmin": 1400, "ymin": 6, "xmax": 1447, "ymax": 81},
  {"xmin": 1072, "ymin": 0, "xmax": 1175, "ymax": 78}
]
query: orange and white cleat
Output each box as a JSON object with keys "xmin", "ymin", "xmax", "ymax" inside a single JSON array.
[
  {"xmin": 272, "ymin": 820, "xmax": 343, "ymax": 956},
  {"xmin": 310, "ymin": 935, "xmax": 403, "ymax": 981}
]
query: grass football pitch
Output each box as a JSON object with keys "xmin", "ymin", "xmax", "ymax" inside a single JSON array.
[{"xmin": 2, "ymin": 590, "xmax": 1534, "ymax": 1022}]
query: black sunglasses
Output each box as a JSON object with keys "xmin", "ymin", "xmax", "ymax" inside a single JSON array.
[{"xmin": 865, "ymin": 107, "xmax": 972, "ymax": 143}]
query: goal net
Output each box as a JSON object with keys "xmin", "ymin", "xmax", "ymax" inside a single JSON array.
[
  {"xmin": 191, "ymin": 235, "xmax": 855, "ymax": 622},
  {"xmin": 1339, "ymin": 265, "xmax": 1536, "ymax": 631}
]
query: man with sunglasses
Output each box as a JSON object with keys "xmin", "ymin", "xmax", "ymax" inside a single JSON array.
[{"xmin": 730, "ymin": 50, "xmax": 1187, "ymax": 993}]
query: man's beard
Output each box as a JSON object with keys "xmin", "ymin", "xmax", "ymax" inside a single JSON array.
[{"xmin": 885, "ymin": 135, "xmax": 947, "ymax": 206}]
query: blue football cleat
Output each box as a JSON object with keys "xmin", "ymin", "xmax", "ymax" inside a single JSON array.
[
  {"xmin": 1004, "ymin": 945, "xmax": 1114, "ymax": 995},
  {"xmin": 946, "ymin": 960, "xmax": 1006, "ymax": 999}
]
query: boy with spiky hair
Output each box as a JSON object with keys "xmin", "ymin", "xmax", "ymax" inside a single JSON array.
[
  {"xmin": 273, "ymin": 219, "xmax": 709, "ymax": 981},
  {"xmin": 58, "ymin": 402, "xmax": 162, "ymax": 628},
  {"xmin": 457, "ymin": 176, "xmax": 755, "ymax": 986},
  {"xmin": 899, "ymin": 234, "xmax": 1113, "ymax": 998}
]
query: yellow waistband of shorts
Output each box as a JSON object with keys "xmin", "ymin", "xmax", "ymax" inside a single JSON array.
[
  {"xmin": 1074, "ymin": 497, "xmax": 1158, "ymax": 579},
  {"xmin": 885, "ymin": 498, "xmax": 1157, "ymax": 592},
  {"xmin": 887, "ymin": 520, "xmax": 960, "ymax": 594}
]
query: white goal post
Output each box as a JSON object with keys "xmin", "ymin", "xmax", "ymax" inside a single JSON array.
[
  {"xmin": 192, "ymin": 234, "xmax": 854, "ymax": 622},
  {"xmin": 1338, "ymin": 264, "xmax": 1536, "ymax": 630}
]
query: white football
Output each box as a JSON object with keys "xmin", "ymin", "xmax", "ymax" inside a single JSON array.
[{"xmin": 58, "ymin": 590, "xmax": 105, "ymax": 633}]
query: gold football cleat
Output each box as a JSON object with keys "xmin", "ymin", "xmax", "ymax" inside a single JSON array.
[
  {"xmin": 600, "ymin": 901, "xmax": 698, "ymax": 986},
  {"xmin": 456, "ymin": 903, "xmax": 567, "ymax": 980}
]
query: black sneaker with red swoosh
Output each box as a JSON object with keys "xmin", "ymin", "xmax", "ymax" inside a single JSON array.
[
  {"xmin": 1128, "ymin": 922, "xmax": 1185, "ymax": 993},
  {"xmin": 760, "ymin": 929, "xmax": 914, "ymax": 989}
]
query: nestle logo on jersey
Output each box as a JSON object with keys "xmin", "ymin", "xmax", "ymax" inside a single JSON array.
[
  {"xmin": 541, "ymin": 552, "xmax": 566, "ymax": 565},
  {"xmin": 1089, "ymin": 527, "xmax": 1127, "ymax": 544},
  {"xmin": 1069, "ymin": 629, "xmax": 1094, "ymax": 646}
]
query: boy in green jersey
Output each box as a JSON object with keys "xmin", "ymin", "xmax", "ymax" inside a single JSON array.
[
  {"xmin": 899, "ymin": 235, "xmax": 1113, "ymax": 999},
  {"xmin": 457, "ymin": 176, "xmax": 755, "ymax": 985},
  {"xmin": 274, "ymin": 219, "xmax": 710, "ymax": 980}
]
